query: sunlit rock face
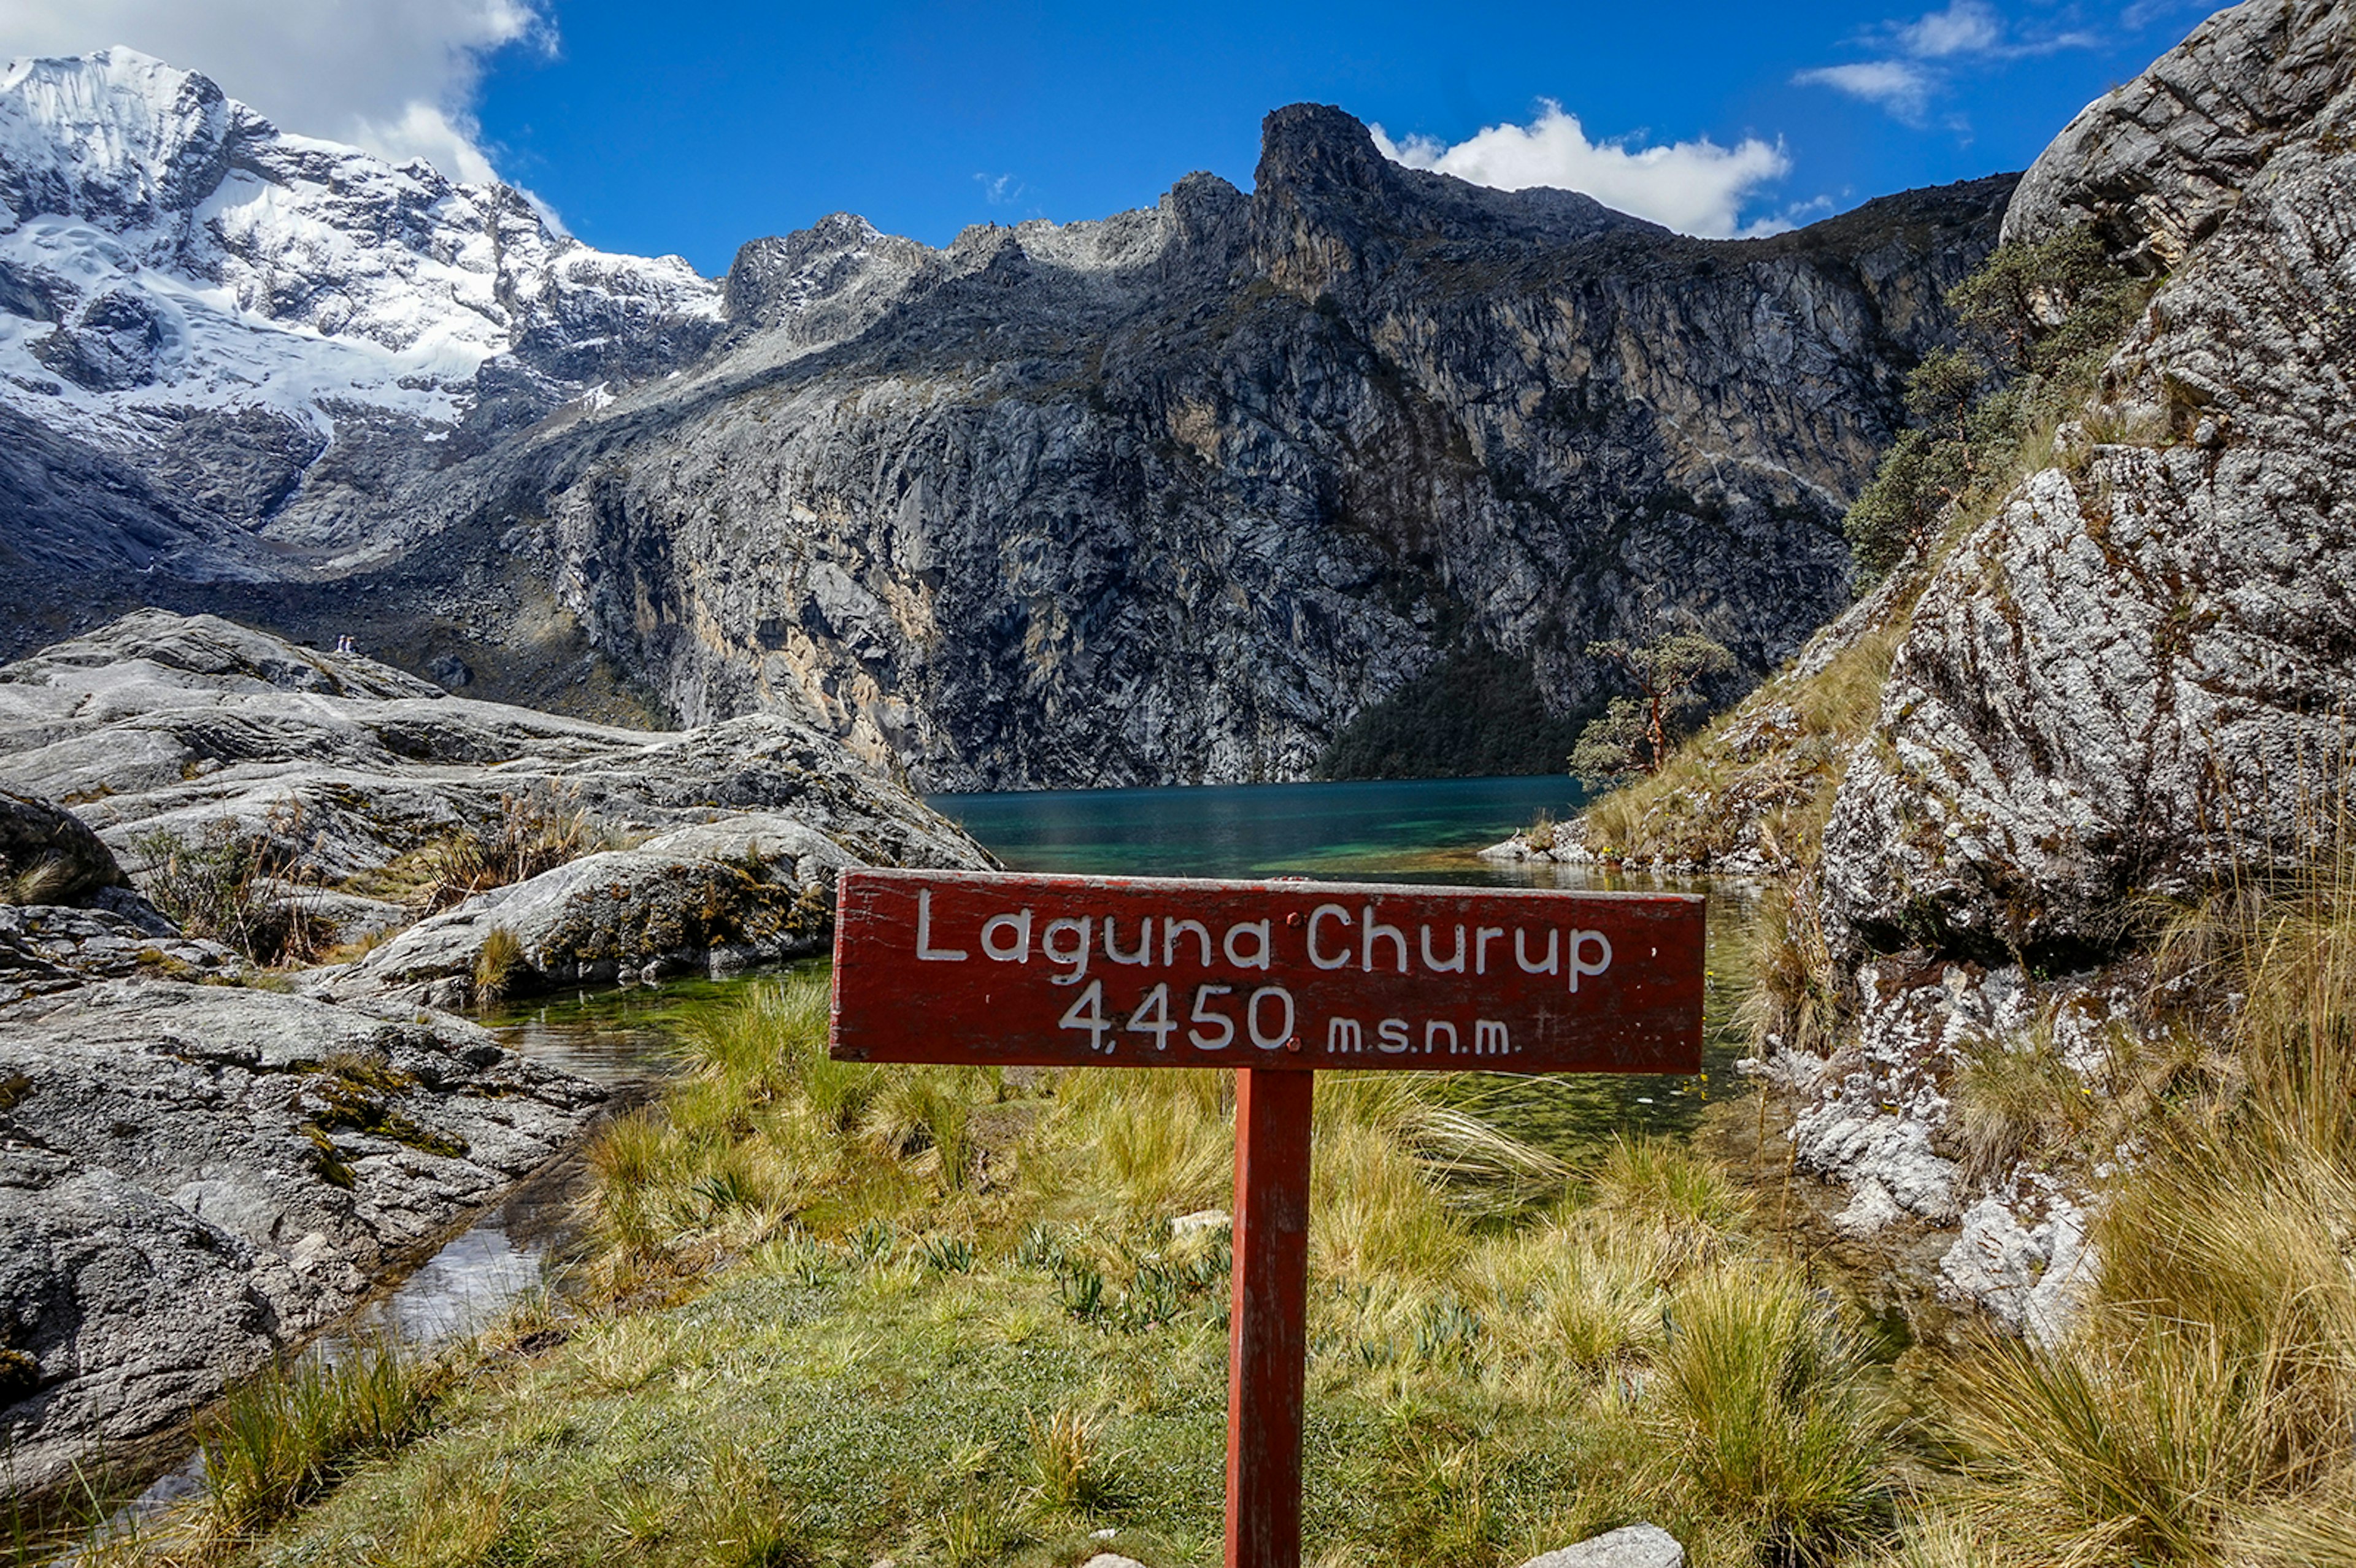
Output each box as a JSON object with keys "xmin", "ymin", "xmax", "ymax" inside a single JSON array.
[{"xmin": 1820, "ymin": 0, "xmax": 2356, "ymax": 966}]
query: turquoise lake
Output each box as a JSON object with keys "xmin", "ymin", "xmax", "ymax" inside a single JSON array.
[
  {"xmin": 925, "ymin": 774, "xmax": 1585, "ymax": 883},
  {"xmin": 930, "ymin": 774, "xmax": 1755, "ymax": 1152}
]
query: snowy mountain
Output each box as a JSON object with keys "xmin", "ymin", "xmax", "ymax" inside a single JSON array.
[{"xmin": 0, "ymin": 48, "xmax": 722, "ymax": 539}]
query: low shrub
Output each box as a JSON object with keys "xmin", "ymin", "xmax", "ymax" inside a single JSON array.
[
  {"xmin": 410, "ymin": 784, "xmax": 609, "ymax": 916},
  {"xmin": 136, "ymin": 802, "xmax": 336, "ymax": 966}
]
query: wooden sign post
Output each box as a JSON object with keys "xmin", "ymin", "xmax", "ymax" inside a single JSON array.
[{"xmin": 831, "ymin": 868, "xmax": 1706, "ymax": 1568}]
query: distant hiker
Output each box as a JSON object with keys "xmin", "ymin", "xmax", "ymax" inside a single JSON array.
[{"xmin": 335, "ymin": 634, "xmax": 355, "ymax": 655}]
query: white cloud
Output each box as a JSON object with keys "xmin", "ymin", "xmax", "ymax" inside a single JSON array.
[
  {"xmin": 1794, "ymin": 60, "xmax": 1936, "ymax": 123},
  {"xmin": 0, "ymin": 0, "xmax": 549, "ymax": 185},
  {"xmin": 1898, "ymin": 0, "xmax": 2004, "ymax": 57},
  {"xmin": 352, "ymin": 102, "xmax": 501, "ymax": 185},
  {"xmin": 1795, "ymin": 1, "xmax": 2101, "ymax": 125},
  {"xmin": 1369, "ymin": 104, "xmax": 1792, "ymax": 239},
  {"xmin": 974, "ymin": 172, "xmax": 1026, "ymax": 206}
]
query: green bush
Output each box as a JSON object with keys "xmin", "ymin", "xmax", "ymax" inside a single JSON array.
[
  {"xmin": 136, "ymin": 809, "xmax": 336, "ymax": 966},
  {"xmin": 1844, "ymin": 228, "xmax": 2148, "ymax": 583}
]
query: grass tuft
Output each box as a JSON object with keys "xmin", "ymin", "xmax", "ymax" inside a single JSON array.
[
  {"xmin": 196, "ymin": 1339, "xmax": 442, "ymax": 1543},
  {"xmin": 472, "ymin": 926, "xmax": 523, "ymax": 1007},
  {"xmin": 1893, "ymin": 833, "xmax": 2356, "ymax": 1564}
]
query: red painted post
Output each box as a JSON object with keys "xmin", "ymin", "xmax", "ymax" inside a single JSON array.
[{"xmin": 1226, "ymin": 1067, "xmax": 1315, "ymax": 1568}]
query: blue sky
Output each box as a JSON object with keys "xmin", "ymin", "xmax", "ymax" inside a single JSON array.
[
  {"xmin": 474, "ymin": 0, "xmax": 2214, "ymax": 271},
  {"xmin": 7, "ymin": 0, "xmax": 2225, "ymax": 272}
]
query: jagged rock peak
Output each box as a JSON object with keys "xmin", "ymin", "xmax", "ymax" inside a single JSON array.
[
  {"xmin": 1250, "ymin": 100, "xmax": 1639, "ymax": 267},
  {"xmin": 723, "ymin": 212, "xmax": 910, "ymax": 327},
  {"xmin": 1255, "ymin": 103, "xmax": 1399, "ymax": 196},
  {"xmin": 2004, "ymin": 0, "xmax": 2356, "ymax": 269}
]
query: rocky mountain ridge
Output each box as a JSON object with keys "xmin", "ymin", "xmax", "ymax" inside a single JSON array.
[
  {"xmin": 0, "ymin": 48, "xmax": 2019, "ymax": 786},
  {"xmin": 469, "ymin": 118, "xmax": 2009, "ymax": 788}
]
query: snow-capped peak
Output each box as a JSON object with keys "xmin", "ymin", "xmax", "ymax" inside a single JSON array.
[
  {"xmin": 0, "ymin": 48, "xmax": 245, "ymax": 239},
  {"xmin": 0, "ymin": 48, "xmax": 723, "ymax": 535}
]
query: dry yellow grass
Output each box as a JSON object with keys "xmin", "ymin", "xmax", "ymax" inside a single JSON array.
[{"xmin": 1893, "ymin": 842, "xmax": 2356, "ymax": 1566}]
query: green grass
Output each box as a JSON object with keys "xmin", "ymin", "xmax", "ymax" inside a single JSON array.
[
  {"xmin": 105, "ymin": 972, "xmax": 1909, "ymax": 1568},
  {"xmin": 196, "ymin": 1340, "xmax": 442, "ymax": 1540}
]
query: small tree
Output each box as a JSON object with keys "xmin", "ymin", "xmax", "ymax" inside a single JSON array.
[
  {"xmin": 1844, "ymin": 228, "xmax": 2144, "ymax": 584},
  {"xmin": 1569, "ymin": 631, "xmax": 1735, "ymax": 789}
]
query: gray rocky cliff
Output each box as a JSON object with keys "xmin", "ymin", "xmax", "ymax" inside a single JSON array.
[
  {"xmin": 2003, "ymin": 0, "xmax": 2355, "ymax": 271},
  {"xmin": 1557, "ymin": 0, "xmax": 2355, "ymax": 1337},
  {"xmin": 426, "ymin": 112, "xmax": 2011, "ymax": 787}
]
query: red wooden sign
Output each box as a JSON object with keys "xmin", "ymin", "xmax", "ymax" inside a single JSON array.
[
  {"xmin": 830, "ymin": 869, "xmax": 1705, "ymax": 1074},
  {"xmin": 827, "ymin": 867, "xmax": 1707, "ymax": 1568}
]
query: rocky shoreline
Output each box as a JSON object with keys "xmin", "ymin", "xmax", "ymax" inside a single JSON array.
[{"xmin": 0, "ymin": 610, "xmax": 994, "ymax": 1496}]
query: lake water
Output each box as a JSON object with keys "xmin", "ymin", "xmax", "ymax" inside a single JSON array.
[
  {"xmin": 929, "ymin": 774, "xmax": 1585, "ymax": 882},
  {"xmin": 485, "ymin": 775, "xmax": 1755, "ymax": 1165}
]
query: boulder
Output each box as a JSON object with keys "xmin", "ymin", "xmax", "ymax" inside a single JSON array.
[
  {"xmin": 0, "ymin": 790, "xmax": 124, "ymax": 906},
  {"xmin": 328, "ymin": 814, "xmax": 855, "ymax": 1006},
  {"xmin": 0, "ymin": 977, "xmax": 606, "ymax": 1493},
  {"xmin": 2003, "ymin": 0, "xmax": 2355, "ymax": 271},
  {"xmin": 0, "ymin": 901, "xmax": 237, "ymax": 1005},
  {"xmin": 1516, "ymin": 1523, "xmax": 1686, "ymax": 1568}
]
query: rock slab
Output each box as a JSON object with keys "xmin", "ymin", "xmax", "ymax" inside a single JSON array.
[
  {"xmin": 1517, "ymin": 1523, "xmax": 1687, "ymax": 1568},
  {"xmin": 0, "ymin": 978, "xmax": 606, "ymax": 1494},
  {"xmin": 1823, "ymin": 0, "xmax": 2356, "ymax": 964},
  {"xmin": 0, "ymin": 610, "xmax": 993, "ymax": 999}
]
